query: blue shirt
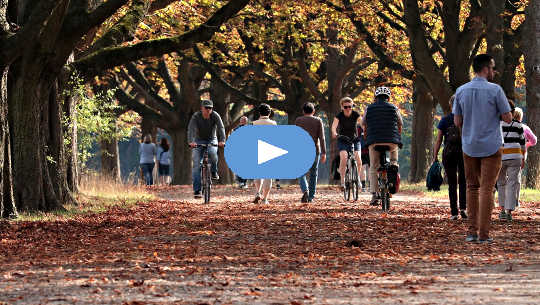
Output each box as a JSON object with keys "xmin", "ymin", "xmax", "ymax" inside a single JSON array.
[
  {"xmin": 437, "ymin": 113, "xmax": 454, "ymax": 137},
  {"xmin": 139, "ymin": 143, "xmax": 156, "ymax": 164},
  {"xmin": 453, "ymin": 77, "xmax": 511, "ymax": 157}
]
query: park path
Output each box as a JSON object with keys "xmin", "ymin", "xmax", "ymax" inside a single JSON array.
[{"xmin": 0, "ymin": 185, "xmax": 539, "ymax": 304}]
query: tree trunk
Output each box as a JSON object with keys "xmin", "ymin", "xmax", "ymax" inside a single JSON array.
[
  {"xmin": 170, "ymin": 129, "xmax": 191, "ymax": 185},
  {"xmin": 100, "ymin": 137, "xmax": 121, "ymax": 182},
  {"xmin": 210, "ymin": 80, "xmax": 234, "ymax": 184},
  {"xmin": 409, "ymin": 79, "xmax": 435, "ymax": 183},
  {"xmin": 1, "ymin": 65, "xmax": 16, "ymax": 218},
  {"xmin": 524, "ymin": 2, "xmax": 540, "ymax": 188},
  {"xmin": 141, "ymin": 116, "xmax": 157, "ymax": 142},
  {"xmin": 62, "ymin": 85, "xmax": 79, "ymax": 193}
]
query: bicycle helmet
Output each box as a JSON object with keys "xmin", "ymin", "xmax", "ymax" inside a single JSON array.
[{"xmin": 374, "ymin": 86, "xmax": 391, "ymax": 98}]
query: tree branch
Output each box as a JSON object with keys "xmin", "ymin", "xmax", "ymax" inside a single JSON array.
[{"xmin": 121, "ymin": 63, "xmax": 174, "ymax": 113}]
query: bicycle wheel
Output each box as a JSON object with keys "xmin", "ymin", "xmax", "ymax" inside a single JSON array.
[
  {"xmin": 343, "ymin": 162, "xmax": 351, "ymax": 201},
  {"xmin": 351, "ymin": 161, "xmax": 359, "ymax": 201},
  {"xmin": 204, "ymin": 165, "xmax": 211, "ymax": 204},
  {"xmin": 381, "ymin": 191, "xmax": 390, "ymax": 211}
]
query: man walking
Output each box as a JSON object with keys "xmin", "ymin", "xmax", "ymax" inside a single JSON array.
[
  {"xmin": 295, "ymin": 102, "xmax": 327, "ymax": 202},
  {"xmin": 188, "ymin": 100, "xmax": 226, "ymax": 198},
  {"xmin": 453, "ymin": 54, "xmax": 512, "ymax": 243}
]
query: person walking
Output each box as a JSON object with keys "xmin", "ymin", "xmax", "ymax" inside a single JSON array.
[
  {"xmin": 497, "ymin": 106, "xmax": 526, "ymax": 221},
  {"xmin": 233, "ymin": 116, "xmax": 249, "ymax": 188},
  {"xmin": 157, "ymin": 138, "xmax": 171, "ymax": 185},
  {"xmin": 453, "ymin": 54, "xmax": 512, "ymax": 243},
  {"xmin": 295, "ymin": 102, "xmax": 326, "ymax": 203},
  {"xmin": 188, "ymin": 99, "xmax": 226, "ymax": 198},
  {"xmin": 433, "ymin": 95, "xmax": 467, "ymax": 220},
  {"xmin": 252, "ymin": 104, "xmax": 277, "ymax": 204},
  {"xmin": 140, "ymin": 134, "xmax": 157, "ymax": 185}
]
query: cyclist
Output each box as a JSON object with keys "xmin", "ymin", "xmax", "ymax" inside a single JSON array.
[
  {"xmin": 331, "ymin": 97, "xmax": 362, "ymax": 191},
  {"xmin": 188, "ymin": 99, "xmax": 226, "ymax": 198},
  {"xmin": 361, "ymin": 86, "xmax": 403, "ymax": 205}
]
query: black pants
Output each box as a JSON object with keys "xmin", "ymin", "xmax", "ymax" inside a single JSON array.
[{"xmin": 443, "ymin": 153, "xmax": 466, "ymax": 216}]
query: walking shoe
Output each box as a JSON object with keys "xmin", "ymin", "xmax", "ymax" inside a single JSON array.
[
  {"xmin": 477, "ymin": 238, "xmax": 493, "ymax": 244},
  {"xmin": 194, "ymin": 191, "xmax": 202, "ymax": 199},
  {"xmin": 369, "ymin": 193, "xmax": 379, "ymax": 206},
  {"xmin": 307, "ymin": 198, "xmax": 313, "ymax": 203},
  {"xmin": 253, "ymin": 194, "xmax": 261, "ymax": 204},
  {"xmin": 465, "ymin": 234, "xmax": 478, "ymax": 242},
  {"xmin": 262, "ymin": 198, "xmax": 269, "ymax": 204},
  {"xmin": 506, "ymin": 211, "xmax": 513, "ymax": 221},
  {"xmin": 211, "ymin": 172, "xmax": 220, "ymax": 180},
  {"xmin": 276, "ymin": 183, "xmax": 281, "ymax": 189},
  {"xmin": 460, "ymin": 210, "xmax": 468, "ymax": 219},
  {"xmin": 450, "ymin": 215, "xmax": 459, "ymax": 220},
  {"xmin": 301, "ymin": 191, "xmax": 309, "ymax": 203},
  {"xmin": 499, "ymin": 210, "xmax": 507, "ymax": 220}
]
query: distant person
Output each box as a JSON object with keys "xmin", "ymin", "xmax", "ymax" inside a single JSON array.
[
  {"xmin": 433, "ymin": 95, "xmax": 467, "ymax": 220},
  {"xmin": 497, "ymin": 106, "xmax": 526, "ymax": 221},
  {"xmin": 188, "ymin": 99, "xmax": 226, "ymax": 198},
  {"xmin": 233, "ymin": 116, "xmax": 249, "ymax": 188},
  {"xmin": 157, "ymin": 138, "xmax": 171, "ymax": 185},
  {"xmin": 358, "ymin": 125, "xmax": 369, "ymax": 192},
  {"xmin": 295, "ymin": 102, "xmax": 326, "ymax": 203},
  {"xmin": 453, "ymin": 54, "xmax": 512, "ymax": 243},
  {"xmin": 252, "ymin": 104, "xmax": 277, "ymax": 204},
  {"xmin": 140, "ymin": 134, "xmax": 156, "ymax": 185},
  {"xmin": 331, "ymin": 97, "xmax": 362, "ymax": 191}
]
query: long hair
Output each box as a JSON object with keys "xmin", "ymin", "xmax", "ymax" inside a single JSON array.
[{"xmin": 160, "ymin": 138, "xmax": 169, "ymax": 152}]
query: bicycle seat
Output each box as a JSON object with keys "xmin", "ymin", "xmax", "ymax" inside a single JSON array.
[{"xmin": 374, "ymin": 145, "xmax": 390, "ymax": 152}]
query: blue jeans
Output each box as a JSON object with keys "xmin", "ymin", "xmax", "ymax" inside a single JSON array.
[
  {"xmin": 141, "ymin": 163, "xmax": 154, "ymax": 185},
  {"xmin": 299, "ymin": 154, "xmax": 320, "ymax": 200},
  {"xmin": 192, "ymin": 141, "xmax": 218, "ymax": 192}
]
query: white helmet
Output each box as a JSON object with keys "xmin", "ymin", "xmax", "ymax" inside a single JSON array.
[{"xmin": 375, "ymin": 86, "xmax": 391, "ymax": 98}]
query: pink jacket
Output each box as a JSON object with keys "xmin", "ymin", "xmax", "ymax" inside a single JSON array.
[{"xmin": 523, "ymin": 124, "xmax": 537, "ymax": 148}]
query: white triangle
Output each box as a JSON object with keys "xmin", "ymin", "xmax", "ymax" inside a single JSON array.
[{"xmin": 258, "ymin": 140, "xmax": 288, "ymax": 165}]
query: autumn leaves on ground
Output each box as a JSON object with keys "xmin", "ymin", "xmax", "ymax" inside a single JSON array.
[{"xmin": 1, "ymin": 185, "xmax": 539, "ymax": 305}]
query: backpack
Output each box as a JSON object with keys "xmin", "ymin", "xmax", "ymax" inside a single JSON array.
[
  {"xmin": 426, "ymin": 161, "xmax": 443, "ymax": 191},
  {"xmin": 442, "ymin": 124, "xmax": 462, "ymax": 158}
]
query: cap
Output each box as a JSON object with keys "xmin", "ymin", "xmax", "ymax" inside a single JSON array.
[{"xmin": 201, "ymin": 99, "xmax": 213, "ymax": 108}]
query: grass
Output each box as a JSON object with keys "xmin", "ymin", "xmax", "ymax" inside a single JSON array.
[
  {"xmin": 15, "ymin": 174, "xmax": 155, "ymax": 222},
  {"xmin": 401, "ymin": 182, "xmax": 540, "ymax": 203}
]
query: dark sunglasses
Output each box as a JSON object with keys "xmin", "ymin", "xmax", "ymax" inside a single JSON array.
[
  {"xmin": 343, "ymin": 105, "xmax": 353, "ymax": 109},
  {"xmin": 204, "ymin": 106, "xmax": 213, "ymax": 110}
]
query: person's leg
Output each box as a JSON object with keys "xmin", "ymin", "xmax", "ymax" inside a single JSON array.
[
  {"xmin": 368, "ymin": 145, "xmax": 380, "ymax": 194},
  {"xmin": 262, "ymin": 179, "xmax": 272, "ymax": 200},
  {"xmin": 354, "ymin": 150, "xmax": 362, "ymax": 182},
  {"xmin": 457, "ymin": 156, "xmax": 467, "ymax": 212},
  {"xmin": 505, "ymin": 159, "xmax": 521, "ymax": 212},
  {"xmin": 191, "ymin": 147, "xmax": 203, "ymax": 192},
  {"xmin": 478, "ymin": 150, "xmax": 502, "ymax": 240},
  {"xmin": 299, "ymin": 173, "xmax": 308, "ymax": 194},
  {"xmin": 443, "ymin": 155, "xmax": 459, "ymax": 217},
  {"xmin": 308, "ymin": 154, "xmax": 320, "ymax": 200},
  {"xmin": 141, "ymin": 164, "xmax": 150, "ymax": 185},
  {"xmin": 338, "ymin": 150, "xmax": 348, "ymax": 186},
  {"xmin": 208, "ymin": 145, "xmax": 219, "ymax": 175},
  {"xmin": 150, "ymin": 163, "xmax": 155, "ymax": 185},
  {"xmin": 496, "ymin": 161, "xmax": 508, "ymax": 210},
  {"xmin": 463, "ymin": 153, "xmax": 481, "ymax": 237},
  {"xmin": 388, "ymin": 144, "xmax": 399, "ymax": 166}
]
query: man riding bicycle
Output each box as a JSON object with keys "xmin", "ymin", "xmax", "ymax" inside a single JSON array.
[
  {"xmin": 188, "ymin": 99, "xmax": 226, "ymax": 198},
  {"xmin": 361, "ymin": 87, "xmax": 403, "ymax": 205},
  {"xmin": 331, "ymin": 97, "xmax": 363, "ymax": 191}
]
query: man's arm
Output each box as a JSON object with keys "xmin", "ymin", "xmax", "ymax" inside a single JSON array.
[
  {"xmin": 319, "ymin": 118, "xmax": 326, "ymax": 163},
  {"xmin": 331, "ymin": 117, "xmax": 339, "ymax": 139},
  {"xmin": 361, "ymin": 112, "xmax": 367, "ymax": 139},
  {"xmin": 187, "ymin": 114, "xmax": 197, "ymax": 147},
  {"xmin": 433, "ymin": 130, "xmax": 443, "ymax": 161},
  {"xmin": 396, "ymin": 108, "xmax": 403, "ymax": 134},
  {"xmin": 501, "ymin": 112, "xmax": 512, "ymax": 124},
  {"xmin": 214, "ymin": 112, "xmax": 226, "ymax": 146}
]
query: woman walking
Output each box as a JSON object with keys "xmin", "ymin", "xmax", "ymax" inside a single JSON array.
[
  {"xmin": 157, "ymin": 138, "xmax": 171, "ymax": 185},
  {"xmin": 140, "ymin": 134, "xmax": 157, "ymax": 185}
]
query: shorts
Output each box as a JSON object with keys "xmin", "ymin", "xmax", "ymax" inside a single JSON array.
[
  {"xmin": 337, "ymin": 138, "xmax": 361, "ymax": 152},
  {"xmin": 158, "ymin": 164, "xmax": 169, "ymax": 176}
]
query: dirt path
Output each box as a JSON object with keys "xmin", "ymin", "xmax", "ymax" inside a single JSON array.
[{"xmin": 1, "ymin": 185, "xmax": 539, "ymax": 304}]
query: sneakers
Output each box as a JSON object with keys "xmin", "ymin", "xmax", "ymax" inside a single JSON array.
[
  {"xmin": 465, "ymin": 234, "xmax": 478, "ymax": 242},
  {"xmin": 301, "ymin": 191, "xmax": 309, "ymax": 203},
  {"xmin": 369, "ymin": 193, "xmax": 379, "ymax": 206},
  {"xmin": 253, "ymin": 194, "xmax": 261, "ymax": 204},
  {"xmin": 238, "ymin": 182, "xmax": 247, "ymax": 189},
  {"xmin": 460, "ymin": 210, "xmax": 468, "ymax": 219},
  {"xmin": 262, "ymin": 198, "xmax": 269, "ymax": 204},
  {"xmin": 450, "ymin": 215, "xmax": 459, "ymax": 220},
  {"xmin": 276, "ymin": 183, "xmax": 281, "ymax": 189},
  {"xmin": 211, "ymin": 172, "xmax": 220, "ymax": 180},
  {"xmin": 499, "ymin": 210, "xmax": 507, "ymax": 220},
  {"xmin": 506, "ymin": 211, "xmax": 513, "ymax": 221},
  {"xmin": 194, "ymin": 191, "xmax": 202, "ymax": 198},
  {"xmin": 478, "ymin": 238, "xmax": 493, "ymax": 244}
]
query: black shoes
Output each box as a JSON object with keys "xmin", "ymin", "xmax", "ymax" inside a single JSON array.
[
  {"xmin": 211, "ymin": 172, "xmax": 220, "ymax": 180},
  {"xmin": 194, "ymin": 191, "xmax": 202, "ymax": 198},
  {"xmin": 301, "ymin": 191, "xmax": 309, "ymax": 203},
  {"xmin": 460, "ymin": 210, "xmax": 468, "ymax": 219},
  {"xmin": 370, "ymin": 193, "xmax": 379, "ymax": 206}
]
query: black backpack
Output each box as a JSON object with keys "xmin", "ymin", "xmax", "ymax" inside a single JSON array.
[
  {"xmin": 426, "ymin": 161, "xmax": 443, "ymax": 191},
  {"xmin": 443, "ymin": 124, "xmax": 462, "ymax": 158}
]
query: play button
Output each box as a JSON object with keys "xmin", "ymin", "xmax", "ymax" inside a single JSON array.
[
  {"xmin": 258, "ymin": 140, "xmax": 288, "ymax": 164},
  {"xmin": 225, "ymin": 125, "xmax": 316, "ymax": 179}
]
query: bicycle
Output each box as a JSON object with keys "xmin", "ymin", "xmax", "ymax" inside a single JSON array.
[
  {"xmin": 337, "ymin": 135, "xmax": 359, "ymax": 201},
  {"xmin": 191, "ymin": 143, "xmax": 219, "ymax": 203},
  {"xmin": 373, "ymin": 145, "xmax": 398, "ymax": 211}
]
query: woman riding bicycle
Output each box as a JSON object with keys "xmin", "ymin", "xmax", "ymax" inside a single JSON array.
[
  {"xmin": 361, "ymin": 87, "xmax": 403, "ymax": 205},
  {"xmin": 331, "ymin": 97, "xmax": 363, "ymax": 191}
]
